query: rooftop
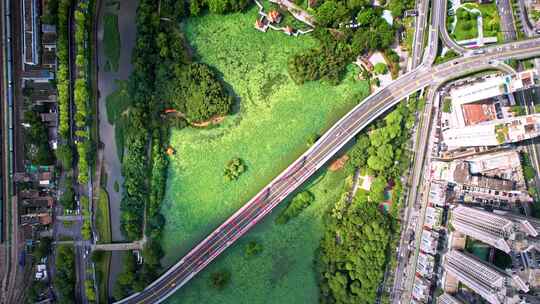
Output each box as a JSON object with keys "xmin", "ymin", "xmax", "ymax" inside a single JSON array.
[{"xmin": 443, "ymin": 114, "xmax": 540, "ymax": 149}]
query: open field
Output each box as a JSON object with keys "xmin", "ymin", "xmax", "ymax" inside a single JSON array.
[
  {"xmin": 103, "ymin": 13, "xmax": 121, "ymax": 72},
  {"xmin": 161, "ymin": 7, "xmax": 368, "ymax": 304}
]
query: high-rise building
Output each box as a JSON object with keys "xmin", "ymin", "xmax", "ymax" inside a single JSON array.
[
  {"xmin": 443, "ymin": 250, "xmax": 509, "ymax": 304},
  {"xmin": 437, "ymin": 293, "xmax": 463, "ymax": 304},
  {"xmin": 450, "ymin": 206, "xmax": 540, "ymax": 253}
]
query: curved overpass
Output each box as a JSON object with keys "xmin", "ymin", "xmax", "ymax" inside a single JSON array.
[{"xmin": 116, "ymin": 38, "xmax": 540, "ymax": 304}]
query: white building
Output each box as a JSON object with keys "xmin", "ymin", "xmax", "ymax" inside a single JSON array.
[
  {"xmin": 425, "ymin": 206, "xmax": 442, "ymax": 229},
  {"xmin": 420, "ymin": 229, "xmax": 439, "ymax": 255},
  {"xmin": 443, "ymin": 114, "xmax": 540, "ymax": 149},
  {"xmin": 417, "ymin": 251, "xmax": 436, "ymax": 278},
  {"xmin": 466, "ymin": 151, "xmax": 522, "ymax": 175}
]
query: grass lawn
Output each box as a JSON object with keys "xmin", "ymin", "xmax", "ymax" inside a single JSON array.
[
  {"xmin": 461, "ymin": 3, "xmax": 502, "ymax": 41},
  {"xmin": 161, "ymin": 6, "xmax": 369, "ymax": 304},
  {"xmin": 452, "ymin": 7, "xmax": 479, "ymax": 41},
  {"xmin": 96, "ymin": 252, "xmax": 111, "ymax": 304},
  {"xmin": 94, "ymin": 188, "xmax": 112, "ymax": 302},
  {"xmin": 96, "ymin": 189, "xmax": 111, "ymax": 244},
  {"xmin": 103, "ymin": 13, "xmax": 121, "ymax": 72},
  {"xmin": 465, "ymin": 238, "xmax": 489, "ymax": 261}
]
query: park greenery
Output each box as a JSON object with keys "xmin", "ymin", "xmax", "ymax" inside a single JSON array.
[
  {"xmin": 319, "ymin": 193, "xmax": 391, "ymax": 304},
  {"xmin": 59, "ymin": 178, "xmax": 75, "ymax": 210},
  {"xmin": 451, "ymin": 3, "xmax": 501, "ymax": 42},
  {"xmin": 112, "ymin": 0, "xmax": 416, "ymax": 301},
  {"xmin": 452, "ymin": 8, "xmax": 479, "ymax": 41},
  {"xmin": 81, "ymin": 196, "xmax": 92, "ymax": 240},
  {"xmin": 23, "ymin": 109, "xmax": 54, "ymax": 165},
  {"xmin": 521, "ymin": 152, "xmax": 536, "ymax": 182},
  {"xmin": 54, "ymin": 245, "xmax": 76, "ymax": 304},
  {"xmin": 103, "ymin": 13, "xmax": 121, "ymax": 72},
  {"xmin": 85, "ymin": 279, "xmax": 96, "ymax": 302},
  {"xmin": 168, "ymin": 63, "xmax": 234, "ymax": 123},
  {"xmin": 223, "ymin": 158, "xmax": 247, "ymax": 181},
  {"xmin": 323, "ymin": 98, "xmax": 421, "ymax": 303},
  {"xmin": 373, "ymin": 62, "xmax": 388, "ymax": 75},
  {"xmin": 113, "ymin": 253, "xmax": 142, "ymax": 299},
  {"xmin": 289, "ymin": 3, "xmax": 397, "ymax": 84},
  {"xmin": 275, "ymin": 191, "xmax": 314, "ymax": 224},
  {"xmin": 463, "ymin": 2, "xmax": 501, "ymax": 39}
]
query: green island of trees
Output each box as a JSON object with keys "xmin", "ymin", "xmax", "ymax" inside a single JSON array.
[
  {"xmin": 244, "ymin": 240, "xmax": 263, "ymax": 257},
  {"xmin": 210, "ymin": 270, "xmax": 232, "ymax": 290},
  {"xmin": 224, "ymin": 158, "xmax": 247, "ymax": 181},
  {"xmin": 275, "ymin": 191, "xmax": 315, "ymax": 224}
]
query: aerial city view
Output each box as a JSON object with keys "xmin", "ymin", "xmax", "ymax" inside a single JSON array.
[{"xmin": 4, "ymin": 0, "xmax": 540, "ymax": 303}]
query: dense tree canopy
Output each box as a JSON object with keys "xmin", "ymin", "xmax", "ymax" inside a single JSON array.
[
  {"xmin": 319, "ymin": 193, "xmax": 391, "ymax": 304},
  {"xmin": 54, "ymin": 245, "xmax": 75, "ymax": 303},
  {"xmin": 289, "ymin": 4, "xmax": 396, "ymax": 84},
  {"xmin": 171, "ymin": 63, "xmax": 233, "ymax": 122}
]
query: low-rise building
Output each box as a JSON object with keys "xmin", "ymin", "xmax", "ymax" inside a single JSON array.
[
  {"xmin": 421, "ymin": 229, "xmax": 440, "ymax": 255},
  {"xmin": 425, "ymin": 206, "xmax": 443, "ymax": 229},
  {"xmin": 443, "ymin": 114, "xmax": 540, "ymax": 149},
  {"xmin": 417, "ymin": 251, "xmax": 436, "ymax": 278},
  {"xmin": 437, "ymin": 293, "xmax": 463, "ymax": 304},
  {"xmin": 412, "ymin": 276, "xmax": 431, "ymax": 303}
]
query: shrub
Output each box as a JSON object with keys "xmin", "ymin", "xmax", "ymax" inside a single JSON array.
[
  {"xmin": 224, "ymin": 158, "xmax": 246, "ymax": 181},
  {"xmin": 245, "ymin": 240, "xmax": 263, "ymax": 257},
  {"xmin": 373, "ymin": 63, "xmax": 388, "ymax": 75},
  {"xmin": 210, "ymin": 270, "xmax": 231, "ymax": 290},
  {"xmin": 275, "ymin": 191, "xmax": 314, "ymax": 224}
]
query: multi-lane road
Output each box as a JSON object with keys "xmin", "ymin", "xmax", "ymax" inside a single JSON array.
[{"xmin": 116, "ymin": 37, "xmax": 540, "ymax": 303}]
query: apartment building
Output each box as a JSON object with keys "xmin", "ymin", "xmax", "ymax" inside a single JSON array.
[{"xmin": 450, "ymin": 206, "xmax": 540, "ymax": 254}]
